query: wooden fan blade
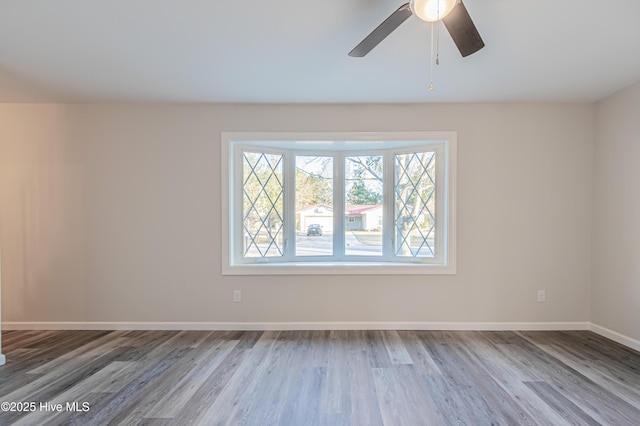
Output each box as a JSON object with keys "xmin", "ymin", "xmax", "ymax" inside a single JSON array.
[
  {"xmin": 442, "ymin": 1, "xmax": 484, "ymax": 57},
  {"xmin": 348, "ymin": 3, "xmax": 412, "ymax": 57}
]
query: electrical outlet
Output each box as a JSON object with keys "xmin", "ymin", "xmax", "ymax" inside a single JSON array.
[
  {"xmin": 233, "ymin": 290, "xmax": 242, "ymax": 303},
  {"xmin": 537, "ymin": 290, "xmax": 546, "ymax": 303}
]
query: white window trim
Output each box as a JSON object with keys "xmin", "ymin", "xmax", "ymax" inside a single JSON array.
[{"xmin": 221, "ymin": 132, "xmax": 457, "ymax": 275}]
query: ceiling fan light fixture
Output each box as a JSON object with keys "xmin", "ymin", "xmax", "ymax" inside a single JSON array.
[
  {"xmin": 348, "ymin": 0, "xmax": 483, "ymax": 59},
  {"xmin": 410, "ymin": 0, "xmax": 457, "ymax": 22}
]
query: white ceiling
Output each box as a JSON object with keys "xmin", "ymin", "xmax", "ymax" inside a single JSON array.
[{"xmin": 1, "ymin": 0, "xmax": 639, "ymax": 104}]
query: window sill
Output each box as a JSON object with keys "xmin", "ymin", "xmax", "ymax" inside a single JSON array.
[{"xmin": 222, "ymin": 262, "xmax": 456, "ymax": 276}]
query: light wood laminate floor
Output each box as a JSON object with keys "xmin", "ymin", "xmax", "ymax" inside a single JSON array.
[{"xmin": 1, "ymin": 330, "xmax": 639, "ymax": 425}]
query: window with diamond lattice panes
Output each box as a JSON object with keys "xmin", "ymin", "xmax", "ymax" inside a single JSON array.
[
  {"xmin": 242, "ymin": 152, "xmax": 284, "ymax": 258},
  {"xmin": 394, "ymin": 151, "xmax": 437, "ymax": 257}
]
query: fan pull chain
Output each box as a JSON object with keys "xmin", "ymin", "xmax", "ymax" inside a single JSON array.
[
  {"xmin": 436, "ymin": 17, "xmax": 440, "ymax": 65},
  {"xmin": 429, "ymin": 22, "xmax": 435, "ymax": 91},
  {"xmin": 429, "ymin": 1, "xmax": 443, "ymax": 92},
  {"xmin": 436, "ymin": 0, "xmax": 441, "ymax": 65}
]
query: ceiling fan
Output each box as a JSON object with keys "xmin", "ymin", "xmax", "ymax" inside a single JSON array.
[{"xmin": 349, "ymin": 0, "xmax": 484, "ymax": 58}]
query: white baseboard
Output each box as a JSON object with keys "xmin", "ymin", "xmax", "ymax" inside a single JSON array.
[
  {"xmin": 2, "ymin": 321, "xmax": 590, "ymax": 331},
  {"xmin": 0, "ymin": 354, "xmax": 5, "ymax": 366},
  {"xmin": 590, "ymin": 323, "xmax": 640, "ymax": 352}
]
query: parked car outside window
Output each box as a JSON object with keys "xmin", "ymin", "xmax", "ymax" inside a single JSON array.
[{"xmin": 306, "ymin": 224, "xmax": 323, "ymax": 236}]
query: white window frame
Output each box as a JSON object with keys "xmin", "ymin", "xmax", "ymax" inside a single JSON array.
[{"xmin": 221, "ymin": 132, "xmax": 457, "ymax": 275}]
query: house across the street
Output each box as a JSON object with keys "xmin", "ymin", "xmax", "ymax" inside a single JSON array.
[{"xmin": 296, "ymin": 204, "xmax": 382, "ymax": 232}]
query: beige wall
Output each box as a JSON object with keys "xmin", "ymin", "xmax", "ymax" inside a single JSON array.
[
  {"xmin": 0, "ymin": 105, "xmax": 87, "ymax": 323},
  {"xmin": 1, "ymin": 102, "xmax": 594, "ymax": 325},
  {"xmin": 592, "ymin": 82, "xmax": 640, "ymax": 341},
  {"xmin": 0, "ymin": 241, "xmax": 3, "ymax": 363}
]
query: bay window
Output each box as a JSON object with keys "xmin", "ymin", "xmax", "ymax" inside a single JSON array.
[{"xmin": 221, "ymin": 132, "xmax": 456, "ymax": 275}]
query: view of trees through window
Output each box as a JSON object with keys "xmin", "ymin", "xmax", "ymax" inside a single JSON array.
[
  {"xmin": 296, "ymin": 156, "xmax": 333, "ymax": 256},
  {"xmin": 345, "ymin": 155, "xmax": 383, "ymax": 256}
]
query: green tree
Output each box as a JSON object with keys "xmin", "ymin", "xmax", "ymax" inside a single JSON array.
[
  {"xmin": 345, "ymin": 156, "xmax": 383, "ymax": 205},
  {"xmin": 347, "ymin": 181, "xmax": 382, "ymax": 205},
  {"xmin": 295, "ymin": 167, "xmax": 332, "ymax": 211}
]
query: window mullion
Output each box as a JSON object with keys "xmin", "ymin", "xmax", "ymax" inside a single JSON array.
[
  {"xmin": 234, "ymin": 146, "xmax": 244, "ymax": 264},
  {"xmin": 284, "ymin": 150, "xmax": 296, "ymax": 260},
  {"xmin": 237, "ymin": 147, "xmax": 254, "ymax": 263},
  {"xmin": 333, "ymin": 151, "xmax": 345, "ymax": 259},
  {"xmin": 435, "ymin": 145, "xmax": 446, "ymax": 264},
  {"xmin": 383, "ymin": 150, "xmax": 394, "ymax": 260}
]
